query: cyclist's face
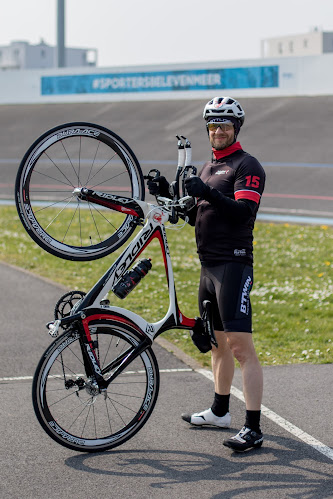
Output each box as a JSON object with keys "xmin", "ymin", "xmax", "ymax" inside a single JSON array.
[{"xmin": 209, "ymin": 124, "xmax": 235, "ymax": 150}]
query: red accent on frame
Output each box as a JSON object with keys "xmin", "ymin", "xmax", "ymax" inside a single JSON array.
[
  {"xmin": 130, "ymin": 226, "xmax": 170, "ymax": 285},
  {"xmin": 82, "ymin": 314, "xmax": 142, "ymax": 338},
  {"xmin": 178, "ymin": 311, "xmax": 196, "ymax": 328},
  {"xmin": 85, "ymin": 196, "xmax": 140, "ymax": 217}
]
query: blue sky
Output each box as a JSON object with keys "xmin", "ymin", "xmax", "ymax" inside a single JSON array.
[{"xmin": 1, "ymin": 0, "xmax": 332, "ymax": 67}]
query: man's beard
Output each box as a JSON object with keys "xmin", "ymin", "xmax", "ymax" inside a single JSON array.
[{"xmin": 210, "ymin": 134, "xmax": 234, "ymax": 150}]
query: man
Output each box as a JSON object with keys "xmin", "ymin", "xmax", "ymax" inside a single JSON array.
[{"xmin": 148, "ymin": 96, "xmax": 265, "ymax": 452}]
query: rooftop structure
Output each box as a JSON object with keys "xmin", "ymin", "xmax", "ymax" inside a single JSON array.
[
  {"xmin": 261, "ymin": 28, "xmax": 333, "ymax": 58},
  {"xmin": 0, "ymin": 40, "xmax": 97, "ymax": 70}
]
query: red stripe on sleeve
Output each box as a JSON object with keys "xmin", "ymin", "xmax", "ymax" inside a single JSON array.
[{"xmin": 235, "ymin": 190, "xmax": 261, "ymax": 204}]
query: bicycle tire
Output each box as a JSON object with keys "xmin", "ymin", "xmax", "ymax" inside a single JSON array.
[
  {"xmin": 15, "ymin": 122, "xmax": 145, "ymax": 261},
  {"xmin": 32, "ymin": 321, "xmax": 159, "ymax": 452}
]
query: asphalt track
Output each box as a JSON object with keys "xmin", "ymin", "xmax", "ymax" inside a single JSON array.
[{"xmin": 1, "ymin": 98, "xmax": 333, "ymax": 497}]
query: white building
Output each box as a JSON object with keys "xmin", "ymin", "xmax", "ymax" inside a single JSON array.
[
  {"xmin": 261, "ymin": 28, "xmax": 333, "ymax": 58},
  {"xmin": 0, "ymin": 40, "xmax": 97, "ymax": 70}
]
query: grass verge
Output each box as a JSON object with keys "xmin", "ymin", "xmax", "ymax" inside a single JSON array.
[{"xmin": 1, "ymin": 205, "xmax": 332, "ymax": 367}]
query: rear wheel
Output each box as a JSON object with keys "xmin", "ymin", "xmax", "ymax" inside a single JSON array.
[
  {"xmin": 15, "ymin": 122, "xmax": 145, "ymax": 261},
  {"xmin": 32, "ymin": 322, "xmax": 159, "ymax": 452}
]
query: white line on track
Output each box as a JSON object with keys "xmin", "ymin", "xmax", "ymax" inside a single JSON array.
[
  {"xmin": 197, "ymin": 368, "xmax": 333, "ymax": 462},
  {"xmin": 3, "ymin": 367, "xmax": 332, "ymax": 461},
  {"xmin": 0, "ymin": 368, "xmax": 193, "ymax": 382}
]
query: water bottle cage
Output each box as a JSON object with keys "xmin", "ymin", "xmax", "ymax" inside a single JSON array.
[{"xmin": 112, "ymin": 259, "xmax": 152, "ymax": 299}]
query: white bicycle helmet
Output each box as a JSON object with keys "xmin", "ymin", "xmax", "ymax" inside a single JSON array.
[{"xmin": 203, "ymin": 96, "xmax": 245, "ymax": 126}]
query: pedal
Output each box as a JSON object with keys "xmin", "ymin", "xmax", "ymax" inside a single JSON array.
[{"xmin": 47, "ymin": 319, "xmax": 61, "ymax": 338}]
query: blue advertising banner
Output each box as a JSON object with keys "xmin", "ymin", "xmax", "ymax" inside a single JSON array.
[{"xmin": 41, "ymin": 66, "xmax": 279, "ymax": 95}]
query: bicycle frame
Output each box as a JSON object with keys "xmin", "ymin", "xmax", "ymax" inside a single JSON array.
[
  {"xmin": 78, "ymin": 192, "xmax": 195, "ymax": 330},
  {"xmin": 46, "ymin": 139, "xmax": 202, "ymax": 388}
]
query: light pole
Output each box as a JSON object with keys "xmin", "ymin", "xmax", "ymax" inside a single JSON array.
[{"xmin": 57, "ymin": 0, "xmax": 65, "ymax": 67}]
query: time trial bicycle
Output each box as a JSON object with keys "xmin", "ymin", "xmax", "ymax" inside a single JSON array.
[{"xmin": 15, "ymin": 122, "xmax": 216, "ymax": 453}]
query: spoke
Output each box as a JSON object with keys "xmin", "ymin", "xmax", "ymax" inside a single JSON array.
[
  {"xmin": 106, "ymin": 393, "xmax": 139, "ymax": 423},
  {"xmin": 33, "ymin": 195, "xmax": 75, "ymax": 213},
  {"xmin": 43, "ymin": 151, "xmax": 76, "ymax": 188},
  {"xmin": 92, "ymin": 404, "xmax": 97, "ymax": 439},
  {"xmin": 61, "ymin": 140, "xmax": 81, "ymax": 186},
  {"xmin": 106, "ymin": 395, "xmax": 127, "ymax": 426},
  {"xmin": 79, "ymin": 202, "xmax": 82, "ymax": 247},
  {"xmin": 108, "ymin": 380, "xmax": 148, "ymax": 385},
  {"xmin": 54, "ymin": 347, "xmax": 85, "ymax": 372},
  {"xmin": 85, "ymin": 141, "xmax": 100, "ymax": 185},
  {"xmin": 43, "ymin": 198, "xmax": 78, "ymax": 231},
  {"xmin": 67, "ymin": 403, "xmax": 92, "ymax": 431},
  {"xmin": 101, "ymin": 334, "xmax": 115, "ymax": 369},
  {"xmin": 78, "ymin": 137, "xmax": 82, "ymax": 187},
  {"xmin": 108, "ymin": 391, "xmax": 144, "ymax": 399},
  {"xmin": 102, "ymin": 346, "xmax": 135, "ymax": 375},
  {"xmin": 85, "ymin": 152, "xmax": 118, "ymax": 185},
  {"xmin": 90, "ymin": 170, "xmax": 128, "ymax": 190},
  {"xmin": 90, "ymin": 202, "xmax": 118, "ymax": 231},
  {"xmin": 62, "ymin": 203, "xmax": 79, "ymax": 243},
  {"xmin": 47, "ymin": 388, "xmax": 79, "ymax": 408},
  {"xmin": 32, "ymin": 168, "xmax": 75, "ymax": 188},
  {"xmin": 87, "ymin": 202, "xmax": 103, "ymax": 243},
  {"xmin": 81, "ymin": 404, "xmax": 92, "ymax": 438},
  {"xmin": 30, "ymin": 189, "xmax": 75, "ymax": 193},
  {"xmin": 101, "ymin": 335, "xmax": 130, "ymax": 370},
  {"xmin": 104, "ymin": 397, "xmax": 113, "ymax": 434}
]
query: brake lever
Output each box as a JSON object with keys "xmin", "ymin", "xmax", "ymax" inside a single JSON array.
[
  {"xmin": 182, "ymin": 165, "xmax": 197, "ymax": 196},
  {"xmin": 143, "ymin": 169, "xmax": 161, "ymax": 181}
]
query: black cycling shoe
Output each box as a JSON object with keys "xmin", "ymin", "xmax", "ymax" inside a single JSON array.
[{"xmin": 223, "ymin": 426, "xmax": 263, "ymax": 452}]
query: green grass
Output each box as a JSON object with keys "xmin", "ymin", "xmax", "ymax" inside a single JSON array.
[{"xmin": 1, "ymin": 206, "xmax": 332, "ymax": 367}]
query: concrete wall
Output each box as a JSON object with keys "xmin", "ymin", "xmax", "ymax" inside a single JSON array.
[{"xmin": 0, "ymin": 54, "xmax": 333, "ymax": 105}]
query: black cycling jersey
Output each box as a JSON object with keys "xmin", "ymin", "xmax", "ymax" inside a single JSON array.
[{"xmin": 190, "ymin": 147, "xmax": 265, "ymax": 266}]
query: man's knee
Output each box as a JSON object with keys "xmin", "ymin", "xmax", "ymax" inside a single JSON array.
[
  {"xmin": 212, "ymin": 330, "xmax": 229, "ymax": 355},
  {"xmin": 226, "ymin": 333, "xmax": 254, "ymax": 364}
]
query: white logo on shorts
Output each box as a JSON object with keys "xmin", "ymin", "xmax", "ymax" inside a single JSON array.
[{"xmin": 240, "ymin": 275, "xmax": 252, "ymax": 314}]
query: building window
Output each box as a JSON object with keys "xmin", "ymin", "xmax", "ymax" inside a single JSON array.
[
  {"xmin": 289, "ymin": 41, "xmax": 293, "ymax": 53},
  {"xmin": 278, "ymin": 42, "xmax": 283, "ymax": 54},
  {"xmin": 41, "ymin": 49, "xmax": 46, "ymax": 58},
  {"xmin": 304, "ymin": 39, "xmax": 308, "ymax": 48}
]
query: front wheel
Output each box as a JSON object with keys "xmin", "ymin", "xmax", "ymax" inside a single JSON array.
[
  {"xmin": 32, "ymin": 322, "xmax": 159, "ymax": 452},
  {"xmin": 15, "ymin": 122, "xmax": 145, "ymax": 261}
]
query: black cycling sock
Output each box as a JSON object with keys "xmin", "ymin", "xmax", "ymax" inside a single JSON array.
[
  {"xmin": 211, "ymin": 393, "xmax": 230, "ymax": 417},
  {"xmin": 245, "ymin": 410, "xmax": 261, "ymax": 433}
]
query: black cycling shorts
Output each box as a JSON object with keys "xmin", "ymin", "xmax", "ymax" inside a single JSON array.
[{"xmin": 198, "ymin": 262, "xmax": 253, "ymax": 333}]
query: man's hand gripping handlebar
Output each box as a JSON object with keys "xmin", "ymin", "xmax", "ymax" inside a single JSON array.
[{"xmin": 144, "ymin": 136, "xmax": 197, "ymax": 223}]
